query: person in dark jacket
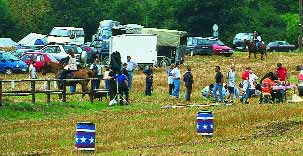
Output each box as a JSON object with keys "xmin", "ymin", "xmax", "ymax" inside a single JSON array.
[
  {"xmin": 144, "ymin": 65, "xmax": 154, "ymax": 96},
  {"xmin": 183, "ymin": 66, "xmax": 194, "ymax": 101}
]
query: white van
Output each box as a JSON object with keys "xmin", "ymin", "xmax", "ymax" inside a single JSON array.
[{"xmin": 47, "ymin": 27, "xmax": 85, "ymax": 45}]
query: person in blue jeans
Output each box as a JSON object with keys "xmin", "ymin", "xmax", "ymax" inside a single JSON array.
[
  {"xmin": 183, "ymin": 66, "xmax": 194, "ymax": 101},
  {"xmin": 144, "ymin": 65, "xmax": 154, "ymax": 96},
  {"xmin": 171, "ymin": 63, "xmax": 181, "ymax": 98},
  {"xmin": 213, "ymin": 66, "xmax": 224, "ymax": 103}
]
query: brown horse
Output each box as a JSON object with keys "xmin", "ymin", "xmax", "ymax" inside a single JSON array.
[
  {"xmin": 41, "ymin": 62, "xmax": 96, "ymax": 101},
  {"xmin": 243, "ymin": 39, "xmax": 267, "ymax": 60}
]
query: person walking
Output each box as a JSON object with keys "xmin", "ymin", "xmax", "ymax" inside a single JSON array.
[
  {"xmin": 240, "ymin": 67, "xmax": 250, "ymax": 104},
  {"xmin": 226, "ymin": 65, "xmax": 236, "ymax": 103},
  {"xmin": 90, "ymin": 58, "xmax": 102, "ymax": 89},
  {"xmin": 116, "ymin": 71, "xmax": 129, "ymax": 105},
  {"xmin": 29, "ymin": 60, "xmax": 37, "ymax": 79},
  {"xmin": 126, "ymin": 56, "xmax": 137, "ymax": 90},
  {"xmin": 213, "ymin": 66, "xmax": 224, "ymax": 103},
  {"xmin": 248, "ymin": 69, "xmax": 258, "ymax": 99},
  {"xmin": 144, "ymin": 65, "xmax": 154, "ymax": 96},
  {"xmin": 183, "ymin": 66, "xmax": 194, "ymax": 101},
  {"xmin": 167, "ymin": 64, "xmax": 175, "ymax": 95},
  {"xmin": 171, "ymin": 63, "xmax": 181, "ymax": 99}
]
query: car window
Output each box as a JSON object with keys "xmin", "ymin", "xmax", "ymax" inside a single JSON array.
[
  {"xmin": 2, "ymin": 53, "xmax": 20, "ymax": 61},
  {"xmin": 35, "ymin": 54, "xmax": 44, "ymax": 61},
  {"xmin": 21, "ymin": 54, "xmax": 32, "ymax": 61},
  {"xmin": 42, "ymin": 46, "xmax": 57, "ymax": 53}
]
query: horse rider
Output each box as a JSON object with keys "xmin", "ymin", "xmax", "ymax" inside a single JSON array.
[
  {"xmin": 60, "ymin": 49, "xmax": 78, "ymax": 79},
  {"xmin": 253, "ymin": 31, "xmax": 262, "ymax": 51}
]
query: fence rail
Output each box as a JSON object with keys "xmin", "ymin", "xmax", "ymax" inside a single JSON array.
[{"xmin": 0, "ymin": 78, "xmax": 108, "ymax": 106}]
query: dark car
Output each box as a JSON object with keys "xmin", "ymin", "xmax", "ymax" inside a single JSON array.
[
  {"xmin": 232, "ymin": 33, "xmax": 253, "ymax": 51},
  {"xmin": 186, "ymin": 37, "xmax": 233, "ymax": 56},
  {"xmin": 0, "ymin": 51, "xmax": 27, "ymax": 74},
  {"xmin": 266, "ymin": 41, "xmax": 296, "ymax": 52},
  {"xmin": 83, "ymin": 39, "xmax": 109, "ymax": 64}
]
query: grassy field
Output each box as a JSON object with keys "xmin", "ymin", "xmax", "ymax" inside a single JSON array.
[{"xmin": 1, "ymin": 52, "xmax": 303, "ymax": 155}]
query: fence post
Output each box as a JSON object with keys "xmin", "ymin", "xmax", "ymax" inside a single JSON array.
[
  {"xmin": 90, "ymin": 79, "xmax": 94, "ymax": 103},
  {"xmin": 47, "ymin": 80, "xmax": 51, "ymax": 104},
  {"xmin": 62, "ymin": 80, "xmax": 66, "ymax": 102},
  {"xmin": 0, "ymin": 80, "xmax": 2, "ymax": 106},
  {"xmin": 31, "ymin": 80, "xmax": 36, "ymax": 104}
]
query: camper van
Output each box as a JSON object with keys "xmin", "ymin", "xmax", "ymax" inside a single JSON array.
[{"xmin": 47, "ymin": 27, "xmax": 85, "ymax": 45}]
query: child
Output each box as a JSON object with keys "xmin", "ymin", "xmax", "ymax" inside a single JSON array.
[{"xmin": 29, "ymin": 60, "xmax": 37, "ymax": 79}]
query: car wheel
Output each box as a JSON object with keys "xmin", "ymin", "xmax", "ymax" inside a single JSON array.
[
  {"xmin": 224, "ymin": 53, "xmax": 232, "ymax": 57},
  {"xmin": 5, "ymin": 68, "xmax": 13, "ymax": 75}
]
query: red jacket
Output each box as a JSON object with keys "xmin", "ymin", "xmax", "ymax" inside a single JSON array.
[
  {"xmin": 241, "ymin": 70, "xmax": 249, "ymax": 80},
  {"xmin": 275, "ymin": 67, "xmax": 287, "ymax": 81},
  {"xmin": 262, "ymin": 78, "xmax": 273, "ymax": 94}
]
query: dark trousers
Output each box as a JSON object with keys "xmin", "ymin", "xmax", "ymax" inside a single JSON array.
[
  {"xmin": 59, "ymin": 70, "xmax": 72, "ymax": 79},
  {"xmin": 185, "ymin": 84, "xmax": 192, "ymax": 101},
  {"xmin": 119, "ymin": 83, "xmax": 129, "ymax": 104},
  {"xmin": 145, "ymin": 80, "xmax": 153, "ymax": 96},
  {"xmin": 92, "ymin": 75, "xmax": 102, "ymax": 89},
  {"xmin": 109, "ymin": 79, "xmax": 117, "ymax": 100},
  {"xmin": 169, "ymin": 84, "xmax": 174, "ymax": 95}
]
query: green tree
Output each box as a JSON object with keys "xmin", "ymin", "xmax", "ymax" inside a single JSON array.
[{"xmin": 0, "ymin": 0, "xmax": 17, "ymax": 38}]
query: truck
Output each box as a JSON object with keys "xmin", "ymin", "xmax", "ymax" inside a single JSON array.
[
  {"xmin": 47, "ymin": 27, "xmax": 85, "ymax": 46},
  {"xmin": 109, "ymin": 34, "xmax": 157, "ymax": 67},
  {"xmin": 141, "ymin": 28, "xmax": 187, "ymax": 67}
]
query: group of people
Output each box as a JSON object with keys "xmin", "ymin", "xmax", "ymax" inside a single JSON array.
[
  {"xmin": 167, "ymin": 63, "xmax": 194, "ymax": 101},
  {"xmin": 210, "ymin": 62, "xmax": 289, "ymax": 104}
]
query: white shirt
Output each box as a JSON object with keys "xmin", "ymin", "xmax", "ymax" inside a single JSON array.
[
  {"xmin": 170, "ymin": 67, "xmax": 181, "ymax": 79},
  {"xmin": 29, "ymin": 64, "xmax": 37, "ymax": 79},
  {"xmin": 249, "ymin": 73, "xmax": 258, "ymax": 89},
  {"xmin": 103, "ymin": 71, "xmax": 110, "ymax": 80},
  {"xmin": 64, "ymin": 56, "xmax": 77, "ymax": 70},
  {"xmin": 126, "ymin": 60, "xmax": 137, "ymax": 71},
  {"xmin": 90, "ymin": 64, "xmax": 102, "ymax": 76},
  {"xmin": 227, "ymin": 70, "xmax": 236, "ymax": 87}
]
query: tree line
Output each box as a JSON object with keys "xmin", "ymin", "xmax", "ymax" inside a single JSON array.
[{"xmin": 0, "ymin": 0, "xmax": 299, "ymax": 45}]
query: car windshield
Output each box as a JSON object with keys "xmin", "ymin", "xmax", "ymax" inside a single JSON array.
[
  {"xmin": 49, "ymin": 28, "xmax": 70, "ymax": 37},
  {"xmin": 63, "ymin": 46, "xmax": 81, "ymax": 54},
  {"xmin": 280, "ymin": 41, "xmax": 289, "ymax": 45},
  {"xmin": 0, "ymin": 52, "xmax": 19, "ymax": 61}
]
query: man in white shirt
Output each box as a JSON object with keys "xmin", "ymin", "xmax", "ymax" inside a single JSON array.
[
  {"xmin": 125, "ymin": 56, "xmax": 137, "ymax": 90},
  {"xmin": 226, "ymin": 65, "xmax": 236, "ymax": 103},
  {"xmin": 90, "ymin": 58, "xmax": 102, "ymax": 89},
  {"xmin": 248, "ymin": 69, "xmax": 258, "ymax": 98},
  {"xmin": 170, "ymin": 63, "xmax": 181, "ymax": 98}
]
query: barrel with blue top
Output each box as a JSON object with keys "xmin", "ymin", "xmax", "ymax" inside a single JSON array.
[
  {"xmin": 196, "ymin": 110, "xmax": 214, "ymax": 136},
  {"xmin": 75, "ymin": 122, "xmax": 96, "ymax": 151}
]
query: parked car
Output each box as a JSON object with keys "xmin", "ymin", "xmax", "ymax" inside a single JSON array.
[
  {"xmin": 266, "ymin": 41, "xmax": 296, "ymax": 52},
  {"xmin": 232, "ymin": 33, "xmax": 253, "ymax": 51},
  {"xmin": 19, "ymin": 51, "xmax": 59, "ymax": 71},
  {"xmin": 40, "ymin": 44, "xmax": 87, "ymax": 66},
  {"xmin": 83, "ymin": 39, "xmax": 109, "ymax": 64},
  {"xmin": 0, "ymin": 51, "xmax": 27, "ymax": 74},
  {"xmin": 12, "ymin": 48, "xmax": 35, "ymax": 57},
  {"xmin": 186, "ymin": 37, "xmax": 233, "ymax": 56}
]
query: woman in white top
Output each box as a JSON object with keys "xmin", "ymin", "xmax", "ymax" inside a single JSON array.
[{"xmin": 60, "ymin": 49, "xmax": 77, "ymax": 79}]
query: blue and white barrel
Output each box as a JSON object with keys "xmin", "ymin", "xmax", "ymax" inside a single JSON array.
[
  {"xmin": 75, "ymin": 122, "xmax": 96, "ymax": 151},
  {"xmin": 196, "ymin": 110, "xmax": 214, "ymax": 136}
]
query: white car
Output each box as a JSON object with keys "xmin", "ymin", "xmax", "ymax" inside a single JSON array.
[{"xmin": 40, "ymin": 45, "xmax": 87, "ymax": 65}]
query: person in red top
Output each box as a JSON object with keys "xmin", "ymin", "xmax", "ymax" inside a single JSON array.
[
  {"xmin": 240, "ymin": 67, "xmax": 250, "ymax": 104},
  {"xmin": 275, "ymin": 63, "xmax": 287, "ymax": 81},
  {"xmin": 260, "ymin": 72, "xmax": 275, "ymax": 104}
]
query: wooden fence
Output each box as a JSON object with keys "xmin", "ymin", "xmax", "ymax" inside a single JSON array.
[{"xmin": 0, "ymin": 78, "xmax": 109, "ymax": 106}]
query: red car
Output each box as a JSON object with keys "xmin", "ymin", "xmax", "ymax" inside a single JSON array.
[{"xmin": 19, "ymin": 51, "xmax": 59, "ymax": 71}]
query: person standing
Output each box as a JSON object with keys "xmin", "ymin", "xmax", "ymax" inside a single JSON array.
[
  {"xmin": 60, "ymin": 49, "xmax": 78, "ymax": 79},
  {"xmin": 167, "ymin": 64, "xmax": 175, "ymax": 95},
  {"xmin": 116, "ymin": 71, "xmax": 129, "ymax": 105},
  {"xmin": 90, "ymin": 58, "xmax": 102, "ymax": 89},
  {"xmin": 298, "ymin": 68, "xmax": 303, "ymax": 96},
  {"xmin": 144, "ymin": 65, "xmax": 154, "ymax": 96},
  {"xmin": 183, "ymin": 66, "xmax": 194, "ymax": 101},
  {"xmin": 29, "ymin": 60, "xmax": 37, "ymax": 79},
  {"xmin": 103, "ymin": 66, "xmax": 111, "ymax": 90},
  {"xmin": 240, "ymin": 67, "xmax": 250, "ymax": 104},
  {"xmin": 126, "ymin": 56, "xmax": 137, "ymax": 90},
  {"xmin": 213, "ymin": 66, "xmax": 224, "ymax": 103},
  {"xmin": 248, "ymin": 69, "xmax": 258, "ymax": 98},
  {"xmin": 275, "ymin": 63, "xmax": 287, "ymax": 82},
  {"xmin": 171, "ymin": 63, "xmax": 181, "ymax": 99},
  {"xmin": 226, "ymin": 65, "xmax": 236, "ymax": 103}
]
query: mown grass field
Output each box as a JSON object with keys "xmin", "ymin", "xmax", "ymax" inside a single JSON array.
[{"xmin": 0, "ymin": 52, "xmax": 303, "ymax": 155}]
